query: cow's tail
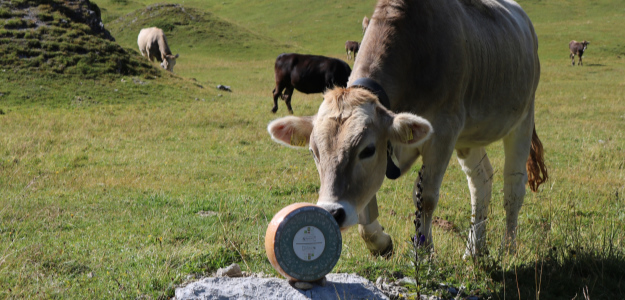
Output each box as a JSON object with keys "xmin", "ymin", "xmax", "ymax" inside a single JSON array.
[{"xmin": 526, "ymin": 126, "xmax": 548, "ymax": 192}]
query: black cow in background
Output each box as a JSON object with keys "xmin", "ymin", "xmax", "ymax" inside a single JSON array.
[{"xmin": 272, "ymin": 53, "xmax": 352, "ymax": 114}]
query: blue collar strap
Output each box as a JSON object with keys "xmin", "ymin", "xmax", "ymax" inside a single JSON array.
[{"xmin": 349, "ymin": 78, "xmax": 391, "ymax": 109}]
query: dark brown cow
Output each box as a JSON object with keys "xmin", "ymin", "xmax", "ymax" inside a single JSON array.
[
  {"xmin": 345, "ymin": 41, "xmax": 360, "ymax": 60},
  {"xmin": 272, "ymin": 53, "xmax": 352, "ymax": 114},
  {"xmin": 569, "ymin": 40, "xmax": 590, "ymax": 66}
]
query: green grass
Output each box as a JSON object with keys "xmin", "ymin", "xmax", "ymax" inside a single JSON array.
[{"xmin": 1, "ymin": 0, "xmax": 625, "ymax": 299}]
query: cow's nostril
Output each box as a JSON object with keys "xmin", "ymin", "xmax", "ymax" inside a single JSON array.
[{"xmin": 330, "ymin": 207, "xmax": 346, "ymax": 226}]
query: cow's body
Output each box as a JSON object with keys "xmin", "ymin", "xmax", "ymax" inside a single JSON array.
[
  {"xmin": 268, "ymin": 0, "xmax": 547, "ymax": 259},
  {"xmin": 569, "ymin": 40, "xmax": 589, "ymax": 66},
  {"xmin": 271, "ymin": 53, "xmax": 352, "ymax": 114},
  {"xmin": 345, "ymin": 41, "xmax": 360, "ymax": 60},
  {"xmin": 137, "ymin": 27, "xmax": 179, "ymax": 72}
]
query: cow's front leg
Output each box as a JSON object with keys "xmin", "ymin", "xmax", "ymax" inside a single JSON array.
[
  {"xmin": 416, "ymin": 138, "xmax": 454, "ymax": 253},
  {"xmin": 457, "ymin": 147, "xmax": 493, "ymax": 258},
  {"xmin": 358, "ymin": 196, "xmax": 392, "ymax": 257}
]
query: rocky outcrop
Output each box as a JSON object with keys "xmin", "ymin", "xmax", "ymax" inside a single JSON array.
[{"xmin": 0, "ymin": 0, "xmax": 157, "ymax": 75}]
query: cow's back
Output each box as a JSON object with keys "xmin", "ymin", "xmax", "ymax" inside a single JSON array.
[{"xmin": 452, "ymin": 0, "xmax": 540, "ymax": 141}]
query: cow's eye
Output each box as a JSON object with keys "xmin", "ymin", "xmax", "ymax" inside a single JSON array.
[
  {"xmin": 358, "ymin": 144, "xmax": 376, "ymax": 160},
  {"xmin": 309, "ymin": 148, "xmax": 319, "ymax": 163}
]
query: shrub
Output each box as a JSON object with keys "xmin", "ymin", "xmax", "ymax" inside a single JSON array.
[
  {"xmin": 37, "ymin": 12, "xmax": 54, "ymax": 22},
  {"xmin": 0, "ymin": 8, "xmax": 12, "ymax": 18},
  {"xmin": 0, "ymin": 29, "xmax": 13, "ymax": 37},
  {"xmin": 4, "ymin": 18, "xmax": 26, "ymax": 29},
  {"xmin": 23, "ymin": 30, "xmax": 38, "ymax": 39},
  {"xmin": 27, "ymin": 39, "xmax": 41, "ymax": 48}
]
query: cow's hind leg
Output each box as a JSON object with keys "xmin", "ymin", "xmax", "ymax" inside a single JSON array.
[
  {"xmin": 272, "ymin": 85, "xmax": 285, "ymax": 113},
  {"xmin": 358, "ymin": 196, "xmax": 393, "ymax": 257},
  {"xmin": 283, "ymin": 86, "xmax": 294, "ymax": 114},
  {"xmin": 579, "ymin": 53, "xmax": 583, "ymax": 66},
  {"xmin": 457, "ymin": 147, "xmax": 494, "ymax": 258},
  {"xmin": 501, "ymin": 116, "xmax": 533, "ymax": 253},
  {"xmin": 570, "ymin": 53, "xmax": 575, "ymax": 66}
]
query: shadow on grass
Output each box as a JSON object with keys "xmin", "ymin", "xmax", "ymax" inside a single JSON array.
[
  {"xmin": 584, "ymin": 63, "xmax": 606, "ymax": 67},
  {"xmin": 494, "ymin": 248, "xmax": 625, "ymax": 299}
]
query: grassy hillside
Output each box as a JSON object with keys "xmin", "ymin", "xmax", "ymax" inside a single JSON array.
[
  {"xmin": 1, "ymin": 0, "xmax": 624, "ymax": 299},
  {"xmin": 98, "ymin": 0, "xmax": 376, "ymax": 56},
  {"xmin": 106, "ymin": 3, "xmax": 290, "ymax": 60}
]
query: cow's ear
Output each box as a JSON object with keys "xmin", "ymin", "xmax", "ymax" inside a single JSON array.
[
  {"xmin": 388, "ymin": 113, "xmax": 433, "ymax": 147},
  {"xmin": 174, "ymin": 54, "xmax": 179, "ymax": 58},
  {"xmin": 267, "ymin": 116, "xmax": 314, "ymax": 149}
]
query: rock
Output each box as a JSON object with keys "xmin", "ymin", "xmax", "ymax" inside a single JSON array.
[
  {"xmin": 197, "ymin": 210, "xmax": 217, "ymax": 217},
  {"xmin": 175, "ymin": 273, "xmax": 389, "ymax": 300},
  {"xmin": 217, "ymin": 84, "xmax": 232, "ymax": 92},
  {"xmin": 293, "ymin": 281, "xmax": 314, "ymax": 290},
  {"xmin": 396, "ymin": 277, "xmax": 416, "ymax": 287},
  {"xmin": 215, "ymin": 263, "xmax": 243, "ymax": 277},
  {"xmin": 376, "ymin": 276, "xmax": 388, "ymax": 286},
  {"xmin": 316, "ymin": 276, "xmax": 327, "ymax": 287}
]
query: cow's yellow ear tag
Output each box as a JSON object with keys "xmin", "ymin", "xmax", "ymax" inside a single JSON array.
[
  {"xmin": 290, "ymin": 134, "xmax": 307, "ymax": 147},
  {"xmin": 403, "ymin": 130, "xmax": 413, "ymax": 143}
]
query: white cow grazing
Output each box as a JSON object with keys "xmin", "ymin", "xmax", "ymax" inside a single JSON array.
[
  {"xmin": 137, "ymin": 27, "xmax": 179, "ymax": 72},
  {"xmin": 268, "ymin": 0, "xmax": 548, "ymax": 259}
]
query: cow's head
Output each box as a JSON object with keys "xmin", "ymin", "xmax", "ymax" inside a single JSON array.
[
  {"xmin": 161, "ymin": 54, "xmax": 179, "ymax": 72},
  {"xmin": 268, "ymin": 87, "xmax": 432, "ymax": 229}
]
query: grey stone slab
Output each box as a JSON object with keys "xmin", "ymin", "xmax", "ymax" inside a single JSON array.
[{"xmin": 175, "ymin": 273, "xmax": 389, "ymax": 300}]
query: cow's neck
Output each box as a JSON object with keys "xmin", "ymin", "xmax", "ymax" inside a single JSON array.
[{"xmin": 350, "ymin": 0, "xmax": 450, "ymax": 117}]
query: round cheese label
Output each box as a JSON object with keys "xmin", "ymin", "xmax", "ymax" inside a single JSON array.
[{"xmin": 292, "ymin": 226, "xmax": 325, "ymax": 261}]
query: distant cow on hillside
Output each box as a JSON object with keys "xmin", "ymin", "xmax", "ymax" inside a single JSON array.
[
  {"xmin": 272, "ymin": 53, "xmax": 352, "ymax": 114},
  {"xmin": 362, "ymin": 16, "xmax": 369, "ymax": 34},
  {"xmin": 345, "ymin": 41, "xmax": 360, "ymax": 60},
  {"xmin": 569, "ymin": 40, "xmax": 590, "ymax": 66},
  {"xmin": 138, "ymin": 27, "xmax": 179, "ymax": 72}
]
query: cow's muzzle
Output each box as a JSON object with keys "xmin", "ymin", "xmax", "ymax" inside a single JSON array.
[{"xmin": 317, "ymin": 201, "xmax": 359, "ymax": 229}]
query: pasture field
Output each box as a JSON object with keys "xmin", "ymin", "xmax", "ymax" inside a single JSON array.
[{"xmin": 1, "ymin": 0, "xmax": 624, "ymax": 299}]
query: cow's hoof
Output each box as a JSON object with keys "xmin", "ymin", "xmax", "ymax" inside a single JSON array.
[
  {"xmin": 370, "ymin": 240, "xmax": 393, "ymax": 259},
  {"xmin": 271, "ymin": 107, "xmax": 278, "ymax": 113},
  {"xmin": 288, "ymin": 110, "xmax": 294, "ymax": 115}
]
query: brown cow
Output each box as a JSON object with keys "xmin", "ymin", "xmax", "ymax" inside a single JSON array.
[
  {"xmin": 569, "ymin": 40, "xmax": 590, "ymax": 66},
  {"xmin": 268, "ymin": 0, "xmax": 547, "ymax": 259},
  {"xmin": 345, "ymin": 41, "xmax": 360, "ymax": 60}
]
